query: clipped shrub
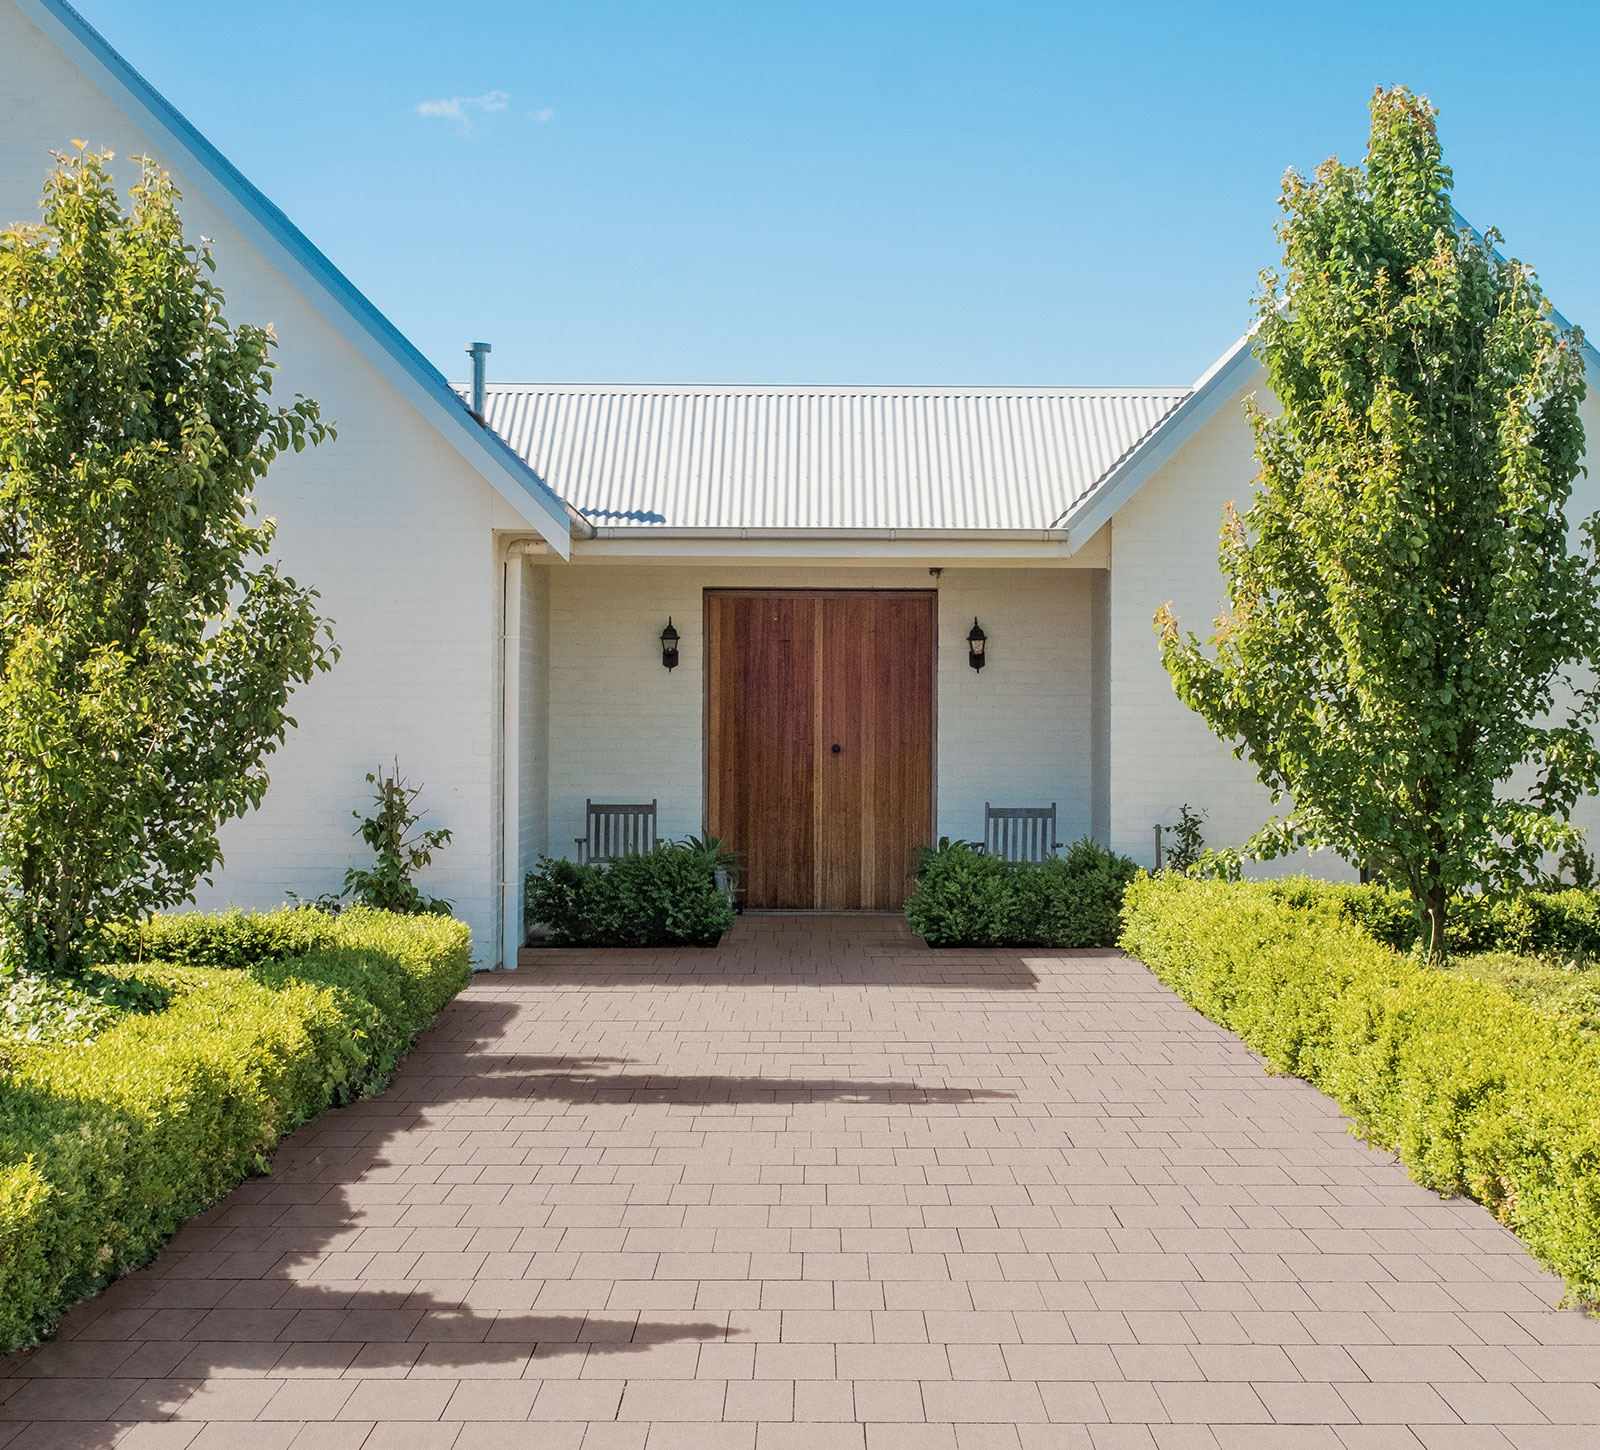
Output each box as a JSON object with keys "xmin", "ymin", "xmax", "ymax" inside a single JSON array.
[
  {"xmin": 103, "ymin": 905, "xmax": 341, "ymax": 969},
  {"xmin": 1251, "ymin": 877, "xmax": 1600, "ymax": 961},
  {"xmin": 525, "ymin": 839, "xmax": 735, "ymax": 947},
  {"xmin": 0, "ymin": 907, "xmax": 471, "ymax": 1351},
  {"xmin": 906, "ymin": 836, "xmax": 1138, "ymax": 948},
  {"xmin": 1120, "ymin": 874, "xmax": 1600, "ymax": 1303}
]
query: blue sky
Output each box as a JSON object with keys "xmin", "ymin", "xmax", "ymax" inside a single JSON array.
[{"xmin": 67, "ymin": 1, "xmax": 1600, "ymax": 387}]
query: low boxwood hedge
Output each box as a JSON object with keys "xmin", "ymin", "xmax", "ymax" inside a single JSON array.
[
  {"xmin": 1251, "ymin": 877, "xmax": 1600, "ymax": 961},
  {"xmin": 905, "ymin": 837, "xmax": 1138, "ymax": 948},
  {"xmin": 103, "ymin": 905, "xmax": 343, "ymax": 969},
  {"xmin": 0, "ymin": 907, "xmax": 471, "ymax": 1351},
  {"xmin": 1120, "ymin": 874, "xmax": 1600, "ymax": 1302}
]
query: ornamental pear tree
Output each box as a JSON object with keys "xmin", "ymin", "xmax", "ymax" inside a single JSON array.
[
  {"xmin": 1156, "ymin": 87, "xmax": 1597, "ymax": 960},
  {"xmin": 0, "ymin": 146, "xmax": 337, "ymax": 974}
]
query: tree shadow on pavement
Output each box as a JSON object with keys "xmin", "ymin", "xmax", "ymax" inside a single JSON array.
[{"xmin": 0, "ymin": 993, "xmax": 1015, "ymax": 1446}]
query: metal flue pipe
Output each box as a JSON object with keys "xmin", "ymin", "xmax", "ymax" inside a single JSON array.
[{"xmin": 466, "ymin": 341, "xmax": 491, "ymax": 416}]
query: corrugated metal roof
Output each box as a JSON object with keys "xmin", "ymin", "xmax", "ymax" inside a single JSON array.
[{"xmin": 467, "ymin": 384, "xmax": 1191, "ymax": 532}]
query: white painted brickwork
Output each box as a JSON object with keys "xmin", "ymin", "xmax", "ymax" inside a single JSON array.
[
  {"xmin": 1108, "ymin": 380, "xmax": 1600, "ymax": 877},
  {"xmin": 0, "ymin": 3, "xmax": 530, "ymax": 955},
  {"xmin": 1107, "ymin": 385, "xmax": 1349, "ymax": 876},
  {"xmin": 934, "ymin": 570, "xmax": 1098, "ymax": 847},
  {"xmin": 516, "ymin": 563, "xmax": 551, "ymax": 923},
  {"xmin": 539, "ymin": 564, "xmax": 1099, "ymax": 864}
]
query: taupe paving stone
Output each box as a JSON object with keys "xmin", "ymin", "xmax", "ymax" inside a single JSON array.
[{"xmin": 4, "ymin": 913, "xmax": 1600, "ymax": 1448}]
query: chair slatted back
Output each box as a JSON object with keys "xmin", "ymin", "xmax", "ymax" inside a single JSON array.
[
  {"xmin": 578, "ymin": 799, "xmax": 659, "ymax": 864},
  {"xmin": 983, "ymin": 802, "xmax": 1060, "ymax": 864}
]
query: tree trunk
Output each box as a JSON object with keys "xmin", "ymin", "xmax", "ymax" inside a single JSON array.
[{"xmin": 1423, "ymin": 882, "xmax": 1449, "ymax": 962}]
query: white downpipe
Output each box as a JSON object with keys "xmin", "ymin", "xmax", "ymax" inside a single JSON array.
[{"xmin": 499, "ymin": 552, "xmax": 525, "ymax": 969}]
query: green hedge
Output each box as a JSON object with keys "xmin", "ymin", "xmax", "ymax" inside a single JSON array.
[
  {"xmin": 103, "ymin": 904, "xmax": 342, "ymax": 968},
  {"xmin": 1253, "ymin": 877, "xmax": 1600, "ymax": 961},
  {"xmin": 905, "ymin": 837, "xmax": 1138, "ymax": 948},
  {"xmin": 1120, "ymin": 874, "xmax": 1600, "ymax": 1302},
  {"xmin": 0, "ymin": 907, "xmax": 471, "ymax": 1351},
  {"xmin": 525, "ymin": 843, "xmax": 735, "ymax": 947}
]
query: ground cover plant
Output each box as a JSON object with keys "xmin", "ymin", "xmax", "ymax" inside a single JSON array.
[
  {"xmin": 1121, "ymin": 873, "xmax": 1600, "ymax": 1302},
  {"xmin": 0, "ymin": 906, "xmax": 470, "ymax": 1351},
  {"xmin": 525, "ymin": 837, "xmax": 737, "ymax": 947},
  {"xmin": 1155, "ymin": 87, "xmax": 1597, "ymax": 959},
  {"xmin": 905, "ymin": 837, "xmax": 1137, "ymax": 948}
]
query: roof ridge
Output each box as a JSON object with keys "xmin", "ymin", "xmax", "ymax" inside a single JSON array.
[{"xmin": 463, "ymin": 381, "xmax": 1194, "ymax": 396}]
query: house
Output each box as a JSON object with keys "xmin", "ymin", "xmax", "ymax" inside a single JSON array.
[{"xmin": 4, "ymin": 0, "xmax": 1598, "ymax": 966}]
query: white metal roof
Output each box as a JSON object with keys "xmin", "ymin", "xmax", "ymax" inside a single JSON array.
[{"xmin": 470, "ymin": 384, "xmax": 1191, "ymax": 532}]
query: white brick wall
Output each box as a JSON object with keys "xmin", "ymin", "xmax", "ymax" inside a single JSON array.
[
  {"xmin": 1107, "ymin": 384, "xmax": 1351, "ymax": 876},
  {"xmin": 517, "ymin": 563, "xmax": 551, "ymax": 902},
  {"xmin": 933, "ymin": 569, "xmax": 1098, "ymax": 846},
  {"xmin": 537, "ymin": 563, "xmax": 1101, "ymax": 864},
  {"xmin": 0, "ymin": 3, "xmax": 535, "ymax": 956},
  {"xmin": 1556, "ymin": 385, "xmax": 1600, "ymax": 855}
]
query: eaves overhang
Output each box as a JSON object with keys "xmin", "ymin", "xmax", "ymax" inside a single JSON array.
[
  {"xmin": 17, "ymin": 0, "xmax": 573, "ymax": 557},
  {"xmin": 1052, "ymin": 330, "xmax": 1263, "ymax": 547}
]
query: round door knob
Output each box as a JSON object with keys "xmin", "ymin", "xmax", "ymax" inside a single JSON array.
[{"xmin": 831, "ymin": 743, "xmax": 841, "ymax": 754}]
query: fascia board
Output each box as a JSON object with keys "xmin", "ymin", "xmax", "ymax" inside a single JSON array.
[
  {"xmin": 18, "ymin": 0, "xmax": 573, "ymax": 558},
  {"xmin": 1053, "ymin": 332, "xmax": 1262, "ymax": 548}
]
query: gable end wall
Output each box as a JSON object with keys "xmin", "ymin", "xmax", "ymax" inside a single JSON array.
[{"xmin": 1, "ymin": 2, "xmax": 528, "ymax": 958}]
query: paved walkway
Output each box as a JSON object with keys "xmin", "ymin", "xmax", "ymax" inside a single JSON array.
[{"xmin": 3, "ymin": 914, "xmax": 1597, "ymax": 1449}]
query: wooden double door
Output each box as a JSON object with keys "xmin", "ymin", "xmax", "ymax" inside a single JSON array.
[{"xmin": 706, "ymin": 590, "xmax": 935, "ymax": 911}]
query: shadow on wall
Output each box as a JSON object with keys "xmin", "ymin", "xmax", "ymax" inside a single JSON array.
[{"xmin": 0, "ymin": 994, "xmax": 1016, "ymax": 1444}]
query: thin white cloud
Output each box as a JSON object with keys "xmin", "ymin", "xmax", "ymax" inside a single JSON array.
[
  {"xmin": 416, "ymin": 90, "xmax": 511, "ymax": 136},
  {"xmin": 530, "ymin": 106, "xmax": 555, "ymax": 123}
]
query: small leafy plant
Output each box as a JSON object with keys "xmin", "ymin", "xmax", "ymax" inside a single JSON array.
[
  {"xmin": 343, "ymin": 763, "xmax": 453, "ymax": 915},
  {"xmin": 905, "ymin": 836, "xmax": 1138, "ymax": 948},
  {"xmin": 525, "ymin": 837, "xmax": 737, "ymax": 947},
  {"xmin": 1163, "ymin": 805, "xmax": 1207, "ymax": 874}
]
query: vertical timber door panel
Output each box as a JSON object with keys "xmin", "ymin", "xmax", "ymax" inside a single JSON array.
[
  {"xmin": 708, "ymin": 590, "xmax": 935, "ymax": 911},
  {"xmin": 707, "ymin": 594, "xmax": 816, "ymax": 910},
  {"xmin": 816, "ymin": 594, "xmax": 934, "ymax": 910}
]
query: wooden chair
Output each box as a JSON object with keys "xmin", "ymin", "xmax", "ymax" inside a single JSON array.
[
  {"xmin": 981, "ymin": 803, "xmax": 1062, "ymax": 863},
  {"xmin": 576, "ymin": 799, "xmax": 660, "ymax": 864}
]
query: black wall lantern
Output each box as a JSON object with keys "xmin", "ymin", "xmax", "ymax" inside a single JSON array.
[
  {"xmin": 660, "ymin": 618, "xmax": 680, "ymax": 671},
  {"xmin": 967, "ymin": 617, "xmax": 987, "ymax": 671}
]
